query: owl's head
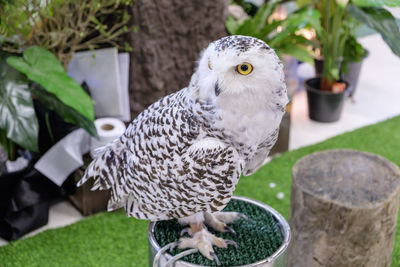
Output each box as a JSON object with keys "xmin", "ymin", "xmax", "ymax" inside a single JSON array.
[{"xmin": 194, "ymin": 35, "xmax": 287, "ymax": 108}]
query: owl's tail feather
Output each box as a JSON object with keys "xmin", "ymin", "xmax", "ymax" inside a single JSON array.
[
  {"xmin": 77, "ymin": 145, "xmax": 111, "ymax": 190},
  {"xmin": 77, "ymin": 139, "xmax": 123, "ymax": 191},
  {"xmin": 77, "ymin": 139, "xmax": 129, "ymax": 212},
  {"xmin": 92, "ymin": 146, "xmax": 111, "ymax": 191}
]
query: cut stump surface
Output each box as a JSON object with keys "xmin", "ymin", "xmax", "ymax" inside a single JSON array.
[{"xmin": 288, "ymin": 149, "xmax": 400, "ymax": 267}]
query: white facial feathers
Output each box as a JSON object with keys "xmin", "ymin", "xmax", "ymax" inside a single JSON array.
[{"xmin": 195, "ymin": 35, "xmax": 288, "ymax": 115}]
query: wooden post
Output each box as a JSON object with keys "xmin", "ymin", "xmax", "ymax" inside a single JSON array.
[{"xmin": 288, "ymin": 149, "xmax": 400, "ymax": 267}]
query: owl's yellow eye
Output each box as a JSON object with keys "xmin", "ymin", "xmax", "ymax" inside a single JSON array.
[
  {"xmin": 208, "ymin": 60, "xmax": 212, "ymax": 70},
  {"xmin": 236, "ymin": 63, "xmax": 253, "ymax": 75}
]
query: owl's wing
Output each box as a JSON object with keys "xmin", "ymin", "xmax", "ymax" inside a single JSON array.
[
  {"xmin": 243, "ymin": 128, "xmax": 279, "ymax": 176},
  {"xmin": 78, "ymin": 89, "xmax": 198, "ymax": 207},
  {"xmin": 123, "ymin": 137, "xmax": 244, "ymax": 221}
]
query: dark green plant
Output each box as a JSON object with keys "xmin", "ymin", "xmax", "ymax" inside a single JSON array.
[
  {"xmin": 226, "ymin": 0, "xmax": 321, "ymax": 64},
  {"xmin": 298, "ymin": 0, "xmax": 400, "ymax": 91},
  {"xmin": 342, "ymin": 33, "xmax": 367, "ymax": 73},
  {"xmin": 347, "ymin": 3, "xmax": 400, "ymax": 56},
  {"xmin": 0, "ymin": 0, "xmax": 133, "ymax": 160},
  {"xmin": 322, "ymin": 0, "xmax": 351, "ymax": 90},
  {"xmin": 0, "ymin": 47, "xmax": 96, "ymax": 160}
]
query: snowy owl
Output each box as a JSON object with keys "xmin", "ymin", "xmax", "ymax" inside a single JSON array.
[{"xmin": 78, "ymin": 35, "xmax": 288, "ymax": 263}]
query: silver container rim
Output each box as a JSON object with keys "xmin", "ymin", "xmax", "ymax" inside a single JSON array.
[{"xmin": 148, "ymin": 195, "xmax": 291, "ymax": 267}]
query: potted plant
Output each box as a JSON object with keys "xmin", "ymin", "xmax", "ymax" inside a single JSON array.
[
  {"xmin": 314, "ymin": 23, "xmax": 368, "ymax": 98},
  {"xmin": 0, "ymin": 47, "xmax": 97, "ymax": 157},
  {"xmin": 0, "ymin": 0, "xmax": 135, "ymax": 156},
  {"xmin": 0, "ymin": 47, "xmax": 97, "ymax": 241},
  {"xmin": 299, "ymin": 0, "xmax": 400, "ymax": 122},
  {"xmin": 0, "ymin": 0, "xmax": 134, "ymax": 239},
  {"xmin": 304, "ymin": 0, "xmax": 350, "ymax": 122},
  {"xmin": 340, "ymin": 33, "xmax": 368, "ymax": 98}
]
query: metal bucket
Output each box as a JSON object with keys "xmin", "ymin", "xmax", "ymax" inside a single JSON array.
[{"xmin": 148, "ymin": 196, "xmax": 291, "ymax": 267}]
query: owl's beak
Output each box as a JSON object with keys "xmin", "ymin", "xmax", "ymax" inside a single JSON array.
[{"xmin": 214, "ymin": 80, "xmax": 221, "ymax": 96}]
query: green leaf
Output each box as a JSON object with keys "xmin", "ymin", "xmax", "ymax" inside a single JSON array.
[
  {"xmin": 234, "ymin": 18, "xmax": 258, "ymax": 37},
  {"xmin": 279, "ymin": 45, "xmax": 314, "ymax": 64},
  {"xmin": 253, "ymin": 0, "xmax": 281, "ymax": 32},
  {"xmin": 289, "ymin": 34, "xmax": 319, "ymax": 47},
  {"xmin": 347, "ymin": 5, "xmax": 400, "ymax": 57},
  {"xmin": 296, "ymin": 0, "xmax": 313, "ymax": 8},
  {"xmin": 229, "ymin": 0, "xmax": 281, "ymax": 38},
  {"xmin": 226, "ymin": 15, "xmax": 240, "ymax": 35},
  {"xmin": 330, "ymin": 68, "xmax": 340, "ymax": 80},
  {"xmin": 6, "ymin": 46, "xmax": 95, "ymax": 121},
  {"xmin": 30, "ymin": 85, "xmax": 97, "ymax": 138},
  {"xmin": 353, "ymin": 0, "xmax": 400, "ymax": 7},
  {"xmin": 342, "ymin": 34, "xmax": 367, "ymax": 73},
  {"xmin": 270, "ymin": 9, "xmax": 321, "ymax": 47},
  {"xmin": 258, "ymin": 20, "xmax": 283, "ymax": 41},
  {"xmin": 0, "ymin": 51, "xmax": 39, "ymax": 152}
]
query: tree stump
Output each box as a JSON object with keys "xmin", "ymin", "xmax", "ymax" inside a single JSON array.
[
  {"xmin": 288, "ymin": 149, "xmax": 400, "ymax": 267},
  {"xmin": 128, "ymin": 0, "xmax": 230, "ymax": 118}
]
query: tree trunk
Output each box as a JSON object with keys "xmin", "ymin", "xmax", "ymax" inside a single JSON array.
[
  {"xmin": 128, "ymin": 0, "xmax": 230, "ymax": 119},
  {"xmin": 288, "ymin": 150, "xmax": 400, "ymax": 267}
]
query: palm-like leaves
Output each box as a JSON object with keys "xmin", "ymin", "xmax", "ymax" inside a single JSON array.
[{"xmin": 347, "ymin": 4, "xmax": 400, "ymax": 57}]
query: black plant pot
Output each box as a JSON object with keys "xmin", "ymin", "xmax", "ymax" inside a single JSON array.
[{"xmin": 305, "ymin": 78, "xmax": 348, "ymax": 123}]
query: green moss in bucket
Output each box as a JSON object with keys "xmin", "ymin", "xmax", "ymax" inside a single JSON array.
[{"xmin": 154, "ymin": 199, "xmax": 283, "ymax": 266}]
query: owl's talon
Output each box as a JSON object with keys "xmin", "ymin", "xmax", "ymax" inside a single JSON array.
[
  {"xmin": 210, "ymin": 252, "xmax": 221, "ymax": 266},
  {"xmin": 238, "ymin": 213, "xmax": 248, "ymax": 221},
  {"xmin": 224, "ymin": 225, "xmax": 236, "ymax": 235},
  {"xmin": 225, "ymin": 239, "xmax": 239, "ymax": 250},
  {"xmin": 177, "ymin": 228, "xmax": 237, "ymax": 265},
  {"xmin": 169, "ymin": 241, "xmax": 180, "ymax": 252},
  {"xmin": 180, "ymin": 228, "xmax": 191, "ymax": 236},
  {"xmin": 204, "ymin": 211, "xmax": 246, "ymax": 233}
]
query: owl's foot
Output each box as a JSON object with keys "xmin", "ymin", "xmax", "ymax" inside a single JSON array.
[
  {"xmin": 176, "ymin": 228, "xmax": 238, "ymax": 265},
  {"xmin": 204, "ymin": 211, "xmax": 248, "ymax": 234},
  {"xmin": 179, "ymin": 211, "xmax": 247, "ymax": 236}
]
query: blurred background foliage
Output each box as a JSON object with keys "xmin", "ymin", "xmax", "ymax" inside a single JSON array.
[{"xmin": 0, "ymin": 0, "xmax": 134, "ymax": 68}]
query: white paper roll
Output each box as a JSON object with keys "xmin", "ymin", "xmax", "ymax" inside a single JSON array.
[{"xmin": 90, "ymin": 117, "xmax": 126, "ymax": 156}]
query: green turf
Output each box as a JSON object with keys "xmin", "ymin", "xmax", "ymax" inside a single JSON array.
[
  {"xmin": 1, "ymin": 115, "xmax": 400, "ymax": 266},
  {"xmin": 154, "ymin": 199, "xmax": 283, "ymax": 266}
]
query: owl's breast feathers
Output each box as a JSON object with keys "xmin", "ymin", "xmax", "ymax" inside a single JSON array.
[{"xmin": 78, "ymin": 88, "xmax": 246, "ymax": 221}]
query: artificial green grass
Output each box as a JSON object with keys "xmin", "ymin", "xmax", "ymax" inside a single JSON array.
[
  {"xmin": 1, "ymin": 115, "xmax": 400, "ymax": 266},
  {"xmin": 154, "ymin": 198, "xmax": 283, "ymax": 266}
]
